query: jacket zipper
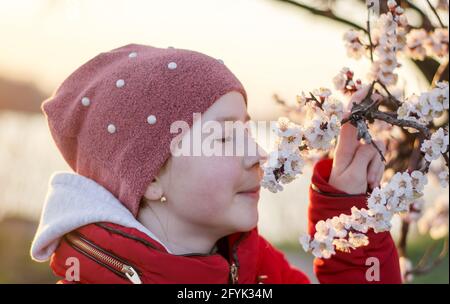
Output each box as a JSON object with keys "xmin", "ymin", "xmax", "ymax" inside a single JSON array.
[
  {"xmin": 228, "ymin": 231, "xmax": 249, "ymax": 284},
  {"xmin": 64, "ymin": 232, "xmax": 142, "ymax": 284},
  {"xmin": 94, "ymin": 222, "xmax": 250, "ymax": 284}
]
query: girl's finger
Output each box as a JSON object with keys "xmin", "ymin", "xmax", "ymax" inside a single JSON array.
[
  {"xmin": 367, "ymin": 153, "xmax": 381, "ymax": 185},
  {"xmin": 334, "ymin": 85, "xmax": 374, "ymax": 173},
  {"xmin": 369, "ymin": 162, "xmax": 384, "ymax": 190},
  {"xmin": 374, "ymin": 164, "xmax": 385, "ymax": 188},
  {"xmin": 333, "ymin": 124, "xmax": 360, "ymax": 174},
  {"xmin": 368, "ymin": 140, "xmax": 386, "ymax": 186},
  {"xmin": 347, "ymin": 143, "xmax": 377, "ymax": 176}
]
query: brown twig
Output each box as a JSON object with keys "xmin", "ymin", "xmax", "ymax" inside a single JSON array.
[
  {"xmin": 276, "ymin": 0, "xmax": 368, "ymax": 32},
  {"xmin": 426, "ymin": 0, "xmax": 447, "ymax": 28},
  {"xmin": 443, "ymin": 147, "xmax": 449, "ymax": 169},
  {"xmin": 432, "ymin": 59, "xmax": 449, "ymax": 87},
  {"xmin": 308, "ymin": 92, "xmax": 324, "ymax": 110},
  {"xmin": 375, "ymin": 80, "xmax": 402, "ymax": 108},
  {"xmin": 367, "ymin": 2, "xmax": 374, "ymax": 62},
  {"xmin": 407, "ymin": 238, "xmax": 449, "ymax": 276},
  {"xmin": 369, "ymin": 111, "xmax": 431, "ymax": 138}
]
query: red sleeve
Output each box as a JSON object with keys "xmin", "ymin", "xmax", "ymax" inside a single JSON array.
[
  {"xmin": 256, "ymin": 235, "xmax": 311, "ymax": 284},
  {"xmin": 308, "ymin": 157, "xmax": 402, "ymax": 284}
]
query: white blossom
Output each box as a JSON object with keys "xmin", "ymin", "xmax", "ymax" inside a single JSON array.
[
  {"xmin": 283, "ymin": 151, "xmax": 305, "ymax": 178},
  {"xmin": 304, "ymin": 118, "xmax": 334, "ymax": 151},
  {"xmin": 426, "ymin": 28, "xmax": 449, "ymax": 58},
  {"xmin": 387, "ymin": 0, "xmax": 397, "ymax": 10},
  {"xmin": 431, "ymin": 128, "xmax": 449, "ymax": 153},
  {"xmin": 323, "ymin": 97, "xmax": 344, "ymax": 119},
  {"xmin": 350, "ymin": 207, "xmax": 372, "ymax": 233},
  {"xmin": 434, "ymin": 81, "xmax": 449, "ymax": 110},
  {"xmin": 343, "ymin": 29, "xmax": 366, "ymax": 59},
  {"xmin": 389, "ymin": 171, "xmax": 414, "ymax": 198},
  {"xmin": 438, "ymin": 168, "xmax": 449, "ymax": 188},
  {"xmin": 348, "ymin": 232, "xmax": 370, "ymax": 247},
  {"xmin": 329, "ymin": 215, "xmax": 350, "ymax": 238},
  {"xmin": 299, "ymin": 234, "xmax": 311, "ymax": 252},
  {"xmin": 368, "ymin": 204, "xmax": 393, "ymax": 232},
  {"xmin": 314, "ymin": 220, "xmax": 336, "ymax": 242},
  {"xmin": 405, "ymin": 29, "xmax": 428, "ymax": 60},
  {"xmin": 313, "ymin": 87, "xmax": 332, "ymax": 101},
  {"xmin": 332, "ymin": 238, "xmax": 355, "ymax": 253},
  {"xmin": 296, "ymin": 92, "xmax": 308, "ymax": 108},
  {"xmin": 310, "ymin": 238, "xmax": 336, "ymax": 259},
  {"xmin": 368, "ymin": 186, "xmax": 387, "ymax": 210},
  {"xmin": 420, "ymin": 139, "xmax": 442, "ymax": 162},
  {"xmin": 410, "ymin": 170, "xmax": 428, "ymax": 193},
  {"xmin": 261, "ymin": 167, "xmax": 283, "ymax": 193},
  {"xmin": 333, "ymin": 69, "xmax": 348, "ymax": 91}
]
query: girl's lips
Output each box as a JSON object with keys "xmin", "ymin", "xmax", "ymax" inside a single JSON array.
[{"xmin": 237, "ymin": 187, "xmax": 260, "ymax": 199}]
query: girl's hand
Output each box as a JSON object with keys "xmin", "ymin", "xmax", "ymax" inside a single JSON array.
[{"xmin": 329, "ymin": 85, "xmax": 386, "ymax": 195}]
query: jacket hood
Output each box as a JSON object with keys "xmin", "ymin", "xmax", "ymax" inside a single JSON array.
[{"xmin": 30, "ymin": 171, "xmax": 171, "ymax": 262}]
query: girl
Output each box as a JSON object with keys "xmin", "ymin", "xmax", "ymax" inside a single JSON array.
[{"xmin": 31, "ymin": 43, "xmax": 401, "ymax": 284}]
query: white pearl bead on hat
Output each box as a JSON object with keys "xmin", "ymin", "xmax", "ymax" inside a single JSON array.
[
  {"xmin": 81, "ymin": 97, "xmax": 90, "ymax": 106},
  {"xmin": 116, "ymin": 79, "xmax": 125, "ymax": 88},
  {"xmin": 168, "ymin": 62, "xmax": 177, "ymax": 70},
  {"xmin": 107, "ymin": 124, "xmax": 117, "ymax": 134},
  {"xmin": 217, "ymin": 59, "xmax": 224, "ymax": 64},
  {"xmin": 147, "ymin": 115, "xmax": 157, "ymax": 125},
  {"xmin": 128, "ymin": 52, "xmax": 137, "ymax": 58}
]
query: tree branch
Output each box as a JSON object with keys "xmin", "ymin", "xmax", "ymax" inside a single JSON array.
[
  {"xmin": 432, "ymin": 59, "xmax": 449, "ymax": 86},
  {"xmin": 276, "ymin": 0, "xmax": 368, "ymax": 32},
  {"xmin": 408, "ymin": 238, "xmax": 449, "ymax": 276},
  {"xmin": 369, "ymin": 111, "xmax": 431, "ymax": 138},
  {"xmin": 426, "ymin": 0, "xmax": 447, "ymax": 28}
]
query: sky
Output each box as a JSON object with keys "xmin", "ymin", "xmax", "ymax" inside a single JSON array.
[{"xmin": 0, "ymin": 0, "xmax": 429, "ymax": 119}]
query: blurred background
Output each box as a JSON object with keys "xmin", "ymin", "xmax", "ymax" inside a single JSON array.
[{"xmin": 0, "ymin": 0, "xmax": 448, "ymax": 284}]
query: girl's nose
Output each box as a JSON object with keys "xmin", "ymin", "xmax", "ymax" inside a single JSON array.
[{"xmin": 244, "ymin": 141, "xmax": 268, "ymax": 170}]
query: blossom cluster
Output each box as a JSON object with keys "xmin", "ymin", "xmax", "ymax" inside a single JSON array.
[
  {"xmin": 261, "ymin": 0, "xmax": 449, "ymax": 261},
  {"xmin": 299, "ymin": 166, "xmax": 430, "ymax": 258},
  {"xmin": 397, "ymin": 82, "xmax": 449, "ymax": 127},
  {"xmin": 420, "ymin": 127, "xmax": 449, "ymax": 162},
  {"xmin": 261, "ymin": 90, "xmax": 345, "ymax": 193},
  {"xmin": 297, "ymin": 126, "xmax": 448, "ymax": 259},
  {"xmin": 405, "ymin": 28, "xmax": 449, "ymax": 60},
  {"xmin": 345, "ymin": 0, "xmax": 408, "ymax": 86}
]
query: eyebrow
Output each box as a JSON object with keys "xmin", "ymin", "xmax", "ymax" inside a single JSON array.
[{"xmin": 215, "ymin": 114, "xmax": 252, "ymax": 122}]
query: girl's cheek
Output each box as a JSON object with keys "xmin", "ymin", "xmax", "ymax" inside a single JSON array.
[{"xmin": 170, "ymin": 156, "xmax": 242, "ymax": 215}]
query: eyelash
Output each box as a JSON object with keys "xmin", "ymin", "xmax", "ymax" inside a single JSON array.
[
  {"xmin": 216, "ymin": 136, "xmax": 232, "ymax": 143},
  {"xmin": 215, "ymin": 129, "xmax": 255, "ymax": 144}
]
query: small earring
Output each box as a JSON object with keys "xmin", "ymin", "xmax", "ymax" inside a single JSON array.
[{"xmin": 160, "ymin": 195, "xmax": 167, "ymax": 203}]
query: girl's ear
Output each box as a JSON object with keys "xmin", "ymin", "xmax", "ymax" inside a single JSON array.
[{"xmin": 143, "ymin": 177, "xmax": 164, "ymax": 201}]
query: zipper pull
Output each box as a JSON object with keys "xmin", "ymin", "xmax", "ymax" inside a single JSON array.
[
  {"xmin": 122, "ymin": 265, "xmax": 142, "ymax": 284},
  {"xmin": 229, "ymin": 262, "xmax": 239, "ymax": 284}
]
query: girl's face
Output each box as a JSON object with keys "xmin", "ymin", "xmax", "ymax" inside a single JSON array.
[{"xmin": 156, "ymin": 91, "xmax": 267, "ymax": 237}]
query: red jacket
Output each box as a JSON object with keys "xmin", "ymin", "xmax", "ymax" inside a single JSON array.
[{"xmin": 50, "ymin": 157, "xmax": 402, "ymax": 284}]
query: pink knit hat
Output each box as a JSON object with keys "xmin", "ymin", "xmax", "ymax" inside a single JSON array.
[{"xmin": 42, "ymin": 43, "xmax": 248, "ymax": 217}]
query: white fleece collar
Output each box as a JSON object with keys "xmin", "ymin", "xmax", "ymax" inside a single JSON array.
[{"xmin": 30, "ymin": 171, "xmax": 171, "ymax": 262}]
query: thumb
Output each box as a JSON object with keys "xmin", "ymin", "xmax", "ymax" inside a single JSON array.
[
  {"xmin": 333, "ymin": 118, "xmax": 360, "ymax": 172},
  {"xmin": 334, "ymin": 85, "xmax": 372, "ymax": 171},
  {"xmin": 345, "ymin": 84, "xmax": 372, "ymax": 112}
]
